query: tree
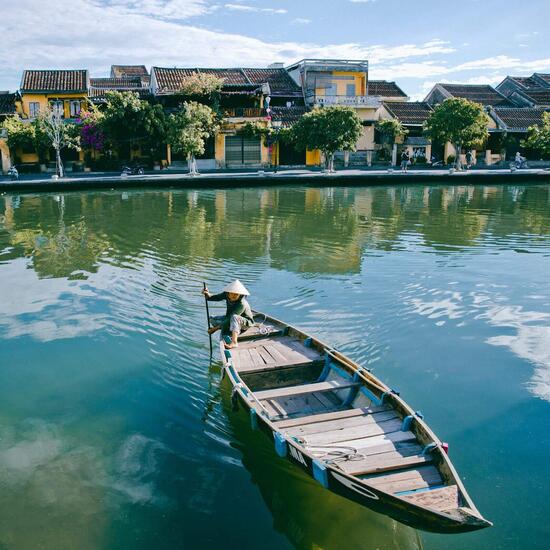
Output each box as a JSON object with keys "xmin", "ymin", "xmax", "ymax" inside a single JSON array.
[
  {"xmin": 424, "ymin": 98, "xmax": 489, "ymax": 170},
  {"xmin": 35, "ymin": 106, "xmax": 80, "ymax": 177},
  {"xmin": 168, "ymin": 101, "xmax": 219, "ymax": 175},
  {"xmin": 101, "ymin": 91, "xmax": 167, "ymax": 162},
  {"xmin": 376, "ymin": 119, "xmax": 408, "ymax": 163},
  {"xmin": 177, "ymin": 73, "xmax": 224, "ymax": 113},
  {"xmin": 290, "ymin": 106, "xmax": 363, "ymax": 172},
  {"xmin": 523, "ymin": 112, "xmax": 550, "ymax": 159},
  {"xmin": 1, "ymin": 116, "xmax": 49, "ymax": 164}
]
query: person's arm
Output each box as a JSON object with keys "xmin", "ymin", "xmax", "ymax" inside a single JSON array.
[{"xmin": 207, "ymin": 292, "xmax": 226, "ymax": 302}]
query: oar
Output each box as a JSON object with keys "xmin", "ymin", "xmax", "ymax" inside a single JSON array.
[{"xmin": 203, "ymin": 281, "xmax": 213, "ymax": 357}]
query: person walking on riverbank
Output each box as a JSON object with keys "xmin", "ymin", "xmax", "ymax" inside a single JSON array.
[{"xmin": 202, "ymin": 280, "xmax": 254, "ymax": 349}]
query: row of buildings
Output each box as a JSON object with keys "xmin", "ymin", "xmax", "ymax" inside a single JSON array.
[{"xmin": 1, "ymin": 60, "xmax": 549, "ymax": 173}]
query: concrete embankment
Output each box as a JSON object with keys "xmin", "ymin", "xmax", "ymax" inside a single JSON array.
[{"xmin": 1, "ymin": 168, "xmax": 549, "ymax": 193}]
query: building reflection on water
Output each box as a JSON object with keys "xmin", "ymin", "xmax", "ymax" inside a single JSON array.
[{"xmin": 1, "ymin": 185, "xmax": 549, "ymax": 281}]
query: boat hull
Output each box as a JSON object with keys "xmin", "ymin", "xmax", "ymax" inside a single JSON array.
[{"xmin": 232, "ymin": 388, "xmax": 489, "ymax": 534}]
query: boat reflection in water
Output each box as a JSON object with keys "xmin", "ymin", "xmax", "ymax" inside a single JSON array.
[{"xmin": 220, "ymin": 380, "xmax": 423, "ymax": 550}]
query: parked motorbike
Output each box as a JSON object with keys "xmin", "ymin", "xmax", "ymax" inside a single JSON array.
[
  {"xmin": 7, "ymin": 165, "xmax": 19, "ymax": 181},
  {"xmin": 121, "ymin": 164, "xmax": 145, "ymax": 176}
]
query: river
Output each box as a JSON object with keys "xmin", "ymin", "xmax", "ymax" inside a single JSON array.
[{"xmin": 0, "ymin": 184, "xmax": 549, "ymax": 549}]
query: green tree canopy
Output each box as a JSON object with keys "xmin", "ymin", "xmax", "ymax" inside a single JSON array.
[
  {"xmin": 523, "ymin": 112, "xmax": 550, "ymax": 159},
  {"xmin": 424, "ymin": 98, "xmax": 489, "ymax": 170},
  {"xmin": 167, "ymin": 101, "xmax": 219, "ymax": 174},
  {"xmin": 1, "ymin": 116, "xmax": 50, "ymax": 163},
  {"xmin": 376, "ymin": 119, "xmax": 408, "ymax": 159},
  {"xmin": 290, "ymin": 105, "xmax": 363, "ymax": 171},
  {"xmin": 100, "ymin": 91, "xmax": 168, "ymax": 161}
]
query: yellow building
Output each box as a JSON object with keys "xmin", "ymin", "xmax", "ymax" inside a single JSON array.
[
  {"xmin": 18, "ymin": 69, "xmax": 88, "ymax": 164},
  {"xmin": 286, "ymin": 59, "xmax": 409, "ymax": 165}
]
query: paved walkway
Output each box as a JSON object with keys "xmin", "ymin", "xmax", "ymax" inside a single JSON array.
[{"xmin": 1, "ymin": 168, "xmax": 549, "ymax": 192}]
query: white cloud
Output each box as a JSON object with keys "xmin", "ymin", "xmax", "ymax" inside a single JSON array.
[
  {"xmin": 291, "ymin": 17, "xmax": 312, "ymax": 25},
  {"xmin": 224, "ymin": 3, "xmax": 287, "ymax": 13}
]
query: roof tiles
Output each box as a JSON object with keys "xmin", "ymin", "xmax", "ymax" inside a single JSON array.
[
  {"xmin": 438, "ymin": 83, "xmax": 512, "ymax": 106},
  {"xmin": 383, "ymin": 101, "xmax": 432, "ymax": 125},
  {"xmin": 21, "ymin": 70, "xmax": 88, "ymax": 93}
]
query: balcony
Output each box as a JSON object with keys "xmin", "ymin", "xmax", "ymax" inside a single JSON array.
[
  {"xmin": 223, "ymin": 107, "xmax": 267, "ymax": 118},
  {"xmin": 311, "ymin": 95, "xmax": 379, "ymax": 107}
]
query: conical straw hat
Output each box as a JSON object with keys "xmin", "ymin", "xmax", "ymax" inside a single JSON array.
[{"xmin": 223, "ymin": 279, "xmax": 250, "ymax": 296}]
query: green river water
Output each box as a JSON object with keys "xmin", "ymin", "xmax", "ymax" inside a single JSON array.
[{"xmin": 0, "ymin": 184, "xmax": 549, "ymax": 550}]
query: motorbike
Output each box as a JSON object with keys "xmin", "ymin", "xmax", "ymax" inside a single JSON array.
[
  {"xmin": 7, "ymin": 166, "xmax": 19, "ymax": 181},
  {"xmin": 121, "ymin": 164, "xmax": 145, "ymax": 176}
]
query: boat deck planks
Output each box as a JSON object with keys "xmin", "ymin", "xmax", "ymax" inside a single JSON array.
[
  {"xmin": 284, "ymin": 410, "xmax": 399, "ymax": 436},
  {"xmin": 233, "ymin": 335, "xmax": 323, "ymax": 373},
  {"xmin": 273, "ymin": 405, "xmax": 391, "ymax": 428},
  {"xmin": 255, "ymin": 379, "xmax": 358, "ymax": 401},
  {"xmin": 401, "ymin": 485, "xmax": 460, "ymax": 512},
  {"xmin": 363, "ymin": 465, "xmax": 443, "ymax": 494},
  {"xmin": 340, "ymin": 452, "xmax": 433, "ymax": 476},
  {"xmin": 297, "ymin": 418, "xmax": 403, "ymax": 446}
]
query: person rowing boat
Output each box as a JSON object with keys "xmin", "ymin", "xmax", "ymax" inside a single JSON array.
[{"xmin": 202, "ymin": 279, "xmax": 254, "ymax": 349}]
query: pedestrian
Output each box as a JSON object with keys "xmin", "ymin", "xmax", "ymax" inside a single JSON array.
[
  {"xmin": 400, "ymin": 150, "xmax": 410, "ymax": 173},
  {"xmin": 202, "ymin": 279, "xmax": 254, "ymax": 349},
  {"xmin": 466, "ymin": 150, "xmax": 473, "ymax": 170}
]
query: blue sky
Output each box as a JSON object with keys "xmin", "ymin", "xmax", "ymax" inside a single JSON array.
[{"xmin": 1, "ymin": 0, "xmax": 549, "ymax": 99}]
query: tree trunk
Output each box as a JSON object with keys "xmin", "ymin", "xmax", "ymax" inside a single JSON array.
[
  {"xmin": 55, "ymin": 147, "xmax": 64, "ymax": 178},
  {"xmin": 391, "ymin": 143, "xmax": 397, "ymax": 166},
  {"xmin": 188, "ymin": 153, "xmax": 198, "ymax": 176},
  {"xmin": 455, "ymin": 143, "xmax": 462, "ymax": 171},
  {"xmin": 328, "ymin": 152, "xmax": 335, "ymax": 173}
]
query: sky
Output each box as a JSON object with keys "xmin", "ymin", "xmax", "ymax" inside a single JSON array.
[{"xmin": 1, "ymin": 0, "xmax": 549, "ymax": 100}]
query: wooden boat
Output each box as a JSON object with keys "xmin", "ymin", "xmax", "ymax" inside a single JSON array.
[{"xmin": 219, "ymin": 312, "xmax": 492, "ymax": 534}]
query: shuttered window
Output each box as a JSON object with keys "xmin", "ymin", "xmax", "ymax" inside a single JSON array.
[{"xmin": 225, "ymin": 135, "xmax": 261, "ymax": 165}]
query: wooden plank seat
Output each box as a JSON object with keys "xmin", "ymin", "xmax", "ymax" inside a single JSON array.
[
  {"xmin": 273, "ymin": 405, "xmax": 391, "ymax": 429},
  {"xmin": 400, "ymin": 485, "xmax": 460, "ymax": 512},
  {"xmin": 361, "ymin": 465, "xmax": 443, "ymax": 495},
  {"xmin": 284, "ymin": 409, "xmax": 399, "ymax": 437},
  {"xmin": 232, "ymin": 336, "xmax": 323, "ymax": 373},
  {"xmin": 337, "ymin": 452, "xmax": 432, "ymax": 476},
  {"xmin": 255, "ymin": 378, "xmax": 359, "ymax": 401},
  {"xmin": 295, "ymin": 418, "xmax": 403, "ymax": 446}
]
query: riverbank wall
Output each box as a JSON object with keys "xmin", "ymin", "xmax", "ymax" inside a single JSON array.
[{"xmin": 1, "ymin": 168, "xmax": 549, "ymax": 193}]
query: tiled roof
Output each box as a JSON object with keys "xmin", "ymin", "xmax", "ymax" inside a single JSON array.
[
  {"xmin": 508, "ymin": 76, "xmax": 540, "ymax": 89},
  {"xmin": 270, "ymin": 106, "xmax": 307, "ymax": 127},
  {"xmin": 152, "ymin": 67, "xmax": 302, "ymax": 95},
  {"xmin": 242, "ymin": 68, "xmax": 301, "ymax": 94},
  {"xmin": 382, "ymin": 101, "xmax": 432, "ymax": 125},
  {"xmin": 152, "ymin": 67, "xmax": 258, "ymax": 93},
  {"xmin": 111, "ymin": 65, "xmax": 148, "ymax": 78},
  {"xmin": 89, "ymin": 88, "xmax": 151, "ymax": 101},
  {"xmin": 535, "ymin": 73, "xmax": 550, "ymax": 86},
  {"xmin": 21, "ymin": 69, "xmax": 88, "ymax": 93},
  {"xmin": 367, "ymin": 80, "xmax": 408, "ymax": 98},
  {"xmin": 438, "ymin": 84, "xmax": 512, "ymax": 106},
  {"xmin": 518, "ymin": 89, "xmax": 550, "ymax": 106},
  {"xmin": 90, "ymin": 77, "xmax": 144, "ymax": 89},
  {"xmin": 197, "ymin": 68, "xmax": 251, "ymax": 86},
  {"xmin": 0, "ymin": 92, "xmax": 17, "ymax": 115},
  {"xmin": 492, "ymin": 107, "xmax": 549, "ymax": 131}
]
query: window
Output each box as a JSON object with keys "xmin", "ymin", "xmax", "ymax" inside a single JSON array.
[
  {"xmin": 346, "ymin": 83, "xmax": 356, "ymax": 97},
  {"xmin": 29, "ymin": 102, "xmax": 40, "ymax": 118},
  {"xmin": 70, "ymin": 100, "xmax": 81, "ymax": 117}
]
